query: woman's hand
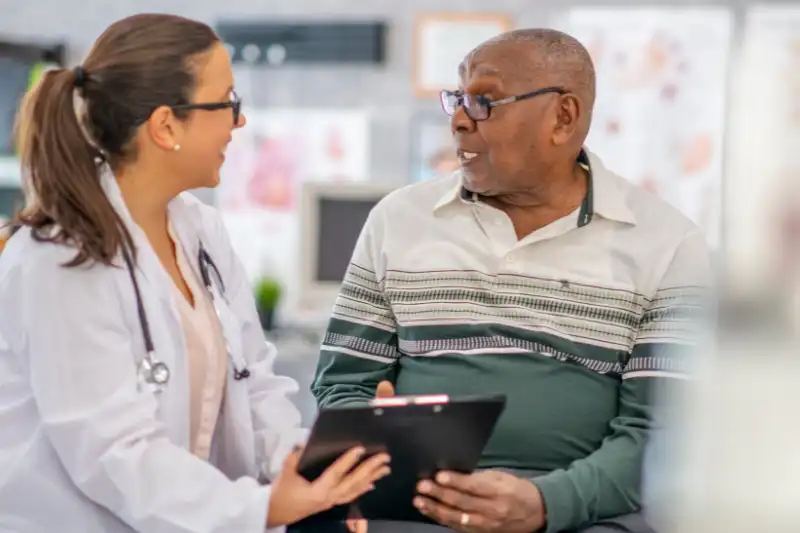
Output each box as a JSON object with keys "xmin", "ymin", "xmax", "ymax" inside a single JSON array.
[
  {"xmin": 266, "ymin": 446, "xmax": 390, "ymax": 528},
  {"xmin": 347, "ymin": 519, "xmax": 368, "ymax": 533}
]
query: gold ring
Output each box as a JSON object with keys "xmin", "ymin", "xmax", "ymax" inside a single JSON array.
[{"xmin": 460, "ymin": 513, "xmax": 470, "ymax": 526}]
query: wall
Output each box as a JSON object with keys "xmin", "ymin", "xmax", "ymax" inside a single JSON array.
[
  {"xmin": 2, "ymin": 0, "xmax": 795, "ymax": 424},
  {"xmin": 0, "ymin": 0, "xmax": 786, "ymax": 185}
]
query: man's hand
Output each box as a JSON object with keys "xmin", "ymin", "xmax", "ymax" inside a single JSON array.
[
  {"xmin": 375, "ymin": 380, "xmax": 395, "ymax": 398},
  {"xmin": 413, "ymin": 470, "xmax": 546, "ymax": 533},
  {"xmin": 346, "ymin": 519, "xmax": 367, "ymax": 533}
]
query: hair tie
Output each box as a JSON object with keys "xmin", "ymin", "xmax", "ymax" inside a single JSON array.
[{"xmin": 73, "ymin": 66, "xmax": 87, "ymax": 89}]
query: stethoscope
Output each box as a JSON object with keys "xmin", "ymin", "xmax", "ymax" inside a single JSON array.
[{"xmin": 121, "ymin": 243, "xmax": 250, "ymax": 394}]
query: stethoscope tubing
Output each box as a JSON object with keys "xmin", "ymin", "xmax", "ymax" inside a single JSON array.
[{"xmin": 122, "ymin": 242, "xmax": 249, "ymax": 391}]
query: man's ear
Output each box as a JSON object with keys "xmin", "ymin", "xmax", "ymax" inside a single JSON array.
[{"xmin": 552, "ymin": 94, "xmax": 582, "ymax": 147}]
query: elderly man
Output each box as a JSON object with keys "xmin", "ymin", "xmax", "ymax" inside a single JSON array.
[{"xmin": 310, "ymin": 28, "xmax": 710, "ymax": 533}]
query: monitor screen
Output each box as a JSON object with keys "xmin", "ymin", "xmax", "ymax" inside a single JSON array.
[
  {"xmin": 0, "ymin": 42, "xmax": 63, "ymax": 155},
  {"xmin": 0, "ymin": 186, "xmax": 23, "ymax": 219},
  {"xmin": 0, "ymin": 57, "xmax": 34, "ymax": 154},
  {"xmin": 315, "ymin": 196, "xmax": 381, "ymax": 282}
]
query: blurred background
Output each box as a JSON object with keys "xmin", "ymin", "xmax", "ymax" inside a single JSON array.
[{"xmin": 0, "ymin": 1, "xmax": 798, "ymax": 530}]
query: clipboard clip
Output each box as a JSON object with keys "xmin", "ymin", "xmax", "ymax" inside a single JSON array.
[{"xmin": 370, "ymin": 394, "xmax": 450, "ymax": 407}]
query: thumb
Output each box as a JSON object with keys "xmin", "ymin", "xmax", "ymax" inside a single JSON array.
[
  {"xmin": 347, "ymin": 519, "xmax": 368, "ymax": 533},
  {"xmin": 375, "ymin": 380, "xmax": 395, "ymax": 398},
  {"xmin": 281, "ymin": 445, "xmax": 303, "ymax": 473}
]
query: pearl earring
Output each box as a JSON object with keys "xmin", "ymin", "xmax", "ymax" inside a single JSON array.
[{"xmin": 173, "ymin": 144, "xmax": 181, "ymax": 151}]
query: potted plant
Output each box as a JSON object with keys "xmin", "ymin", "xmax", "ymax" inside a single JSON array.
[{"xmin": 253, "ymin": 276, "xmax": 282, "ymax": 331}]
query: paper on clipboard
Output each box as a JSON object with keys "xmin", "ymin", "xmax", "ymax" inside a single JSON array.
[{"xmin": 370, "ymin": 395, "xmax": 450, "ymax": 407}]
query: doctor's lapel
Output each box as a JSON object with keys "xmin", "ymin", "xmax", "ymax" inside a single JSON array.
[
  {"xmin": 211, "ymin": 294, "xmax": 257, "ymax": 478},
  {"xmin": 167, "ymin": 203, "xmax": 246, "ymax": 361},
  {"xmin": 214, "ymin": 379, "xmax": 259, "ymax": 479},
  {"xmin": 99, "ymin": 168, "xmax": 191, "ymax": 447},
  {"xmin": 169, "ymin": 199, "xmax": 258, "ymax": 478}
]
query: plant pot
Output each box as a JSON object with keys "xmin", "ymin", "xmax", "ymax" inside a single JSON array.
[{"xmin": 258, "ymin": 307, "xmax": 276, "ymax": 331}]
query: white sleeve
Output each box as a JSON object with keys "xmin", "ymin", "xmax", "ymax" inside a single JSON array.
[
  {"xmin": 18, "ymin": 247, "xmax": 275, "ymax": 533},
  {"xmin": 208, "ymin": 210, "xmax": 308, "ymax": 480}
]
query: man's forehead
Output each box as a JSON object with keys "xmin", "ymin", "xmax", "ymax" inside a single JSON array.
[{"xmin": 459, "ymin": 42, "xmax": 543, "ymax": 82}]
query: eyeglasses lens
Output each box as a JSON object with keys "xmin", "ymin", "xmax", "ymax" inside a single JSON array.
[{"xmin": 440, "ymin": 91, "xmax": 488, "ymax": 121}]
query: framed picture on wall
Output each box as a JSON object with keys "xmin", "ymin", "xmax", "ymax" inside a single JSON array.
[
  {"xmin": 412, "ymin": 12, "xmax": 512, "ymax": 98},
  {"xmin": 409, "ymin": 112, "xmax": 458, "ymax": 183}
]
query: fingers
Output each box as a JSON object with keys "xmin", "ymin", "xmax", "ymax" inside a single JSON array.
[
  {"xmin": 375, "ymin": 381, "xmax": 395, "ymax": 398},
  {"xmin": 434, "ymin": 470, "xmax": 500, "ymax": 498},
  {"xmin": 329, "ymin": 453, "xmax": 391, "ymax": 504},
  {"xmin": 281, "ymin": 447, "xmax": 302, "ymax": 473},
  {"xmin": 415, "ymin": 479, "xmax": 492, "ymax": 515},
  {"xmin": 346, "ymin": 519, "xmax": 367, "ymax": 533},
  {"xmin": 414, "ymin": 496, "xmax": 486, "ymax": 531},
  {"xmin": 317, "ymin": 446, "xmax": 366, "ymax": 486}
]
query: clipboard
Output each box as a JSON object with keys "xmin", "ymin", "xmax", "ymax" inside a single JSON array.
[{"xmin": 295, "ymin": 393, "xmax": 506, "ymax": 524}]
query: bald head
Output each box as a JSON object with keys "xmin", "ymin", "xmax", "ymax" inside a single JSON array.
[
  {"xmin": 451, "ymin": 28, "xmax": 598, "ymax": 197},
  {"xmin": 463, "ymin": 28, "xmax": 596, "ymax": 111}
]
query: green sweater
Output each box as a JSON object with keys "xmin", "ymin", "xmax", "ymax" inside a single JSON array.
[
  {"xmin": 311, "ymin": 169, "xmax": 710, "ymax": 532},
  {"xmin": 315, "ymin": 320, "xmax": 645, "ymax": 472},
  {"xmin": 313, "ymin": 323, "xmax": 650, "ymax": 533}
]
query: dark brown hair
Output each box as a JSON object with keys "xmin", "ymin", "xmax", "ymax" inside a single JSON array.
[{"xmin": 14, "ymin": 13, "xmax": 219, "ymax": 267}]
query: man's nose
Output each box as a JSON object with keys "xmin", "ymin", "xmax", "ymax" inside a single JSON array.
[{"xmin": 451, "ymin": 103, "xmax": 476, "ymax": 134}]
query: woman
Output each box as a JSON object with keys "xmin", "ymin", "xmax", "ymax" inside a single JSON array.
[{"xmin": 0, "ymin": 13, "xmax": 387, "ymax": 533}]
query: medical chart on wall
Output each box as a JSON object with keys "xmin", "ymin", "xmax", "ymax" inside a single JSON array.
[
  {"xmin": 725, "ymin": 7, "xmax": 800, "ymax": 284},
  {"xmin": 217, "ymin": 108, "xmax": 370, "ymax": 309},
  {"xmin": 737, "ymin": 7, "xmax": 800, "ymax": 171},
  {"xmin": 558, "ymin": 8, "xmax": 733, "ymax": 248}
]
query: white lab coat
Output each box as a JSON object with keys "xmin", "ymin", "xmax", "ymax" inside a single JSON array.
[{"xmin": 0, "ymin": 168, "xmax": 308, "ymax": 533}]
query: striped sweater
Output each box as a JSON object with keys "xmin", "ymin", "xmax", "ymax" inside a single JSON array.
[{"xmin": 311, "ymin": 151, "xmax": 711, "ymax": 532}]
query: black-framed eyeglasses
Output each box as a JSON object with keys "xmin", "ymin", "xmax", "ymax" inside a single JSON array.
[
  {"xmin": 440, "ymin": 86, "xmax": 568, "ymax": 121},
  {"xmin": 170, "ymin": 89, "xmax": 242, "ymax": 125}
]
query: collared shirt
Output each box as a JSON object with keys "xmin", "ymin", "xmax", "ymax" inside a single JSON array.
[{"xmin": 312, "ymin": 149, "xmax": 712, "ymax": 533}]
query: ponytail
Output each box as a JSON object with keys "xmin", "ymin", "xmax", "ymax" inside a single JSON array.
[{"xmin": 14, "ymin": 67, "xmax": 133, "ymax": 267}]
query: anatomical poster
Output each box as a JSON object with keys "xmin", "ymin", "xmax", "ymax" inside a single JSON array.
[
  {"xmin": 725, "ymin": 6, "xmax": 800, "ymax": 286},
  {"xmin": 559, "ymin": 8, "xmax": 733, "ymax": 247},
  {"xmin": 216, "ymin": 108, "xmax": 369, "ymax": 294}
]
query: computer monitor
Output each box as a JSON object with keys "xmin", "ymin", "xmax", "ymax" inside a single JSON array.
[
  {"xmin": 0, "ymin": 41, "xmax": 64, "ymax": 155},
  {"xmin": 0, "ymin": 40, "xmax": 63, "ymax": 208},
  {"xmin": 0, "ymin": 185, "xmax": 23, "ymax": 220},
  {"xmin": 298, "ymin": 181, "xmax": 400, "ymax": 313}
]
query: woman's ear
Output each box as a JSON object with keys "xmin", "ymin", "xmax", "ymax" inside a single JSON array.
[{"xmin": 145, "ymin": 105, "xmax": 181, "ymax": 151}]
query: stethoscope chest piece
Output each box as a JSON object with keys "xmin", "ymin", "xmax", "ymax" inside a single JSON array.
[
  {"xmin": 150, "ymin": 361, "xmax": 170, "ymax": 385},
  {"xmin": 138, "ymin": 354, "xmax": 170, "ymax": 393},
  {"xmin": 125, "ymin": 241, "xmax": 249, "ymax": 395}
]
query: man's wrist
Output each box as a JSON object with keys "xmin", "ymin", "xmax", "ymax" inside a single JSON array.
[{"xmin": 521, "ymin": 478, "xmax": 547, "ymax": 532}]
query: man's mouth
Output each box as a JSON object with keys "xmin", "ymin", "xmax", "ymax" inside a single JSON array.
[{"xmin": 457, "ymin": 150, "xmax": 480, "ymax": 165}]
